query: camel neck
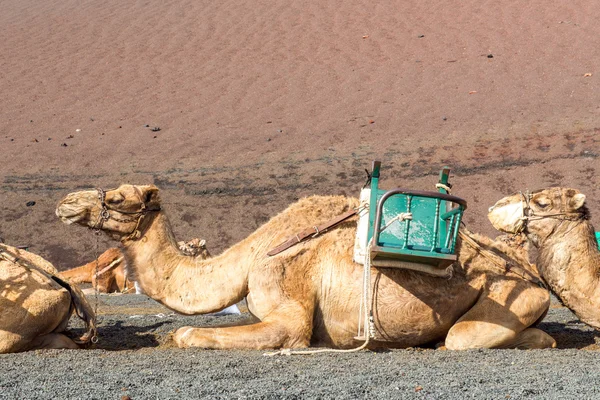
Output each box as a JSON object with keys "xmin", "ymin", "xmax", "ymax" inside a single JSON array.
[
  {"xmin": 536, "ymin": 220, "xmax": 600, "ymax": 328},
  {"xmin": 121, "ymin": 212, "xmax": 249, "ymax": 314}
]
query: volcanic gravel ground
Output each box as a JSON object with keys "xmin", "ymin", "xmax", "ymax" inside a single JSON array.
[{"xmin": 0, "ymin": 294, "xmax": 599, "ymax": 399}]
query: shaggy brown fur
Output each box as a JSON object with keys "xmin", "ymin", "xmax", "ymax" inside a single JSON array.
[
  {"xmin": 56, "ymin": 185, "xmax": 556, "ymax": 350},
  {"xmin": 0, "ymin": 243, "xmax": 96, "ymax": 353}
]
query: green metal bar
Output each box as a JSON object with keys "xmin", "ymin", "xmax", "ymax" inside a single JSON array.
[
  {"xmin": 440, "ymin": 207, "xmax": 462, "ymax": 220},
  {"xmin": 403, "ymin": 195, "xmax": 412, "ymax": 249},
  {"xmin": 438, "ymin": 167, "xmax": 451, "ymax": 193},
  {"xmin": 444, "ymin": 214, "xmax": 456, "ymax": 249},
  {"xmin": 367, "ymin": 161, "xmax": 381, "ymax": 245},
  {"xmin": 450, "ymin": 205, "xmax": 464, "ymax": 253},
  {"xmin": 431, "ymin": 198, "xmax": 441, "ymax": 251}
]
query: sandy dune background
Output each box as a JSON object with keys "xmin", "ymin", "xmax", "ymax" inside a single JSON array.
[{"xmin": 1, "ymin": 0, "xmax": 599, "ymax": 269}]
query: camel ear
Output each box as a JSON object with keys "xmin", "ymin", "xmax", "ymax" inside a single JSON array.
[
  {"xmin": 569, "ymin": 193, "xmax": 586, "ymax": 210},
  {"xmin": 141, "ymin": 185, "xmax": 161, "ymax": 210}
]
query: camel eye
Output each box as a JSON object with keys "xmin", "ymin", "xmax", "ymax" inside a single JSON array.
[
  {"xmin": 106, "ymin": 195, "xmax": 124, "ymax": 205},
  {"xmin": 533, "ymin": 197, "xmax": 550, "ymax": 209}
]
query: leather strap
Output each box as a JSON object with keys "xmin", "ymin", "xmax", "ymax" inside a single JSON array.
[{"xmin": 267, "ymin": 209, "xmax": 358, "ymax": 256}]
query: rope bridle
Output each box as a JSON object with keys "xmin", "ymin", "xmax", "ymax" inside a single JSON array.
[
  {"xmin": 515, "ymin": 189, "xmax": 584, "ymax": 234},
  {"xmin": 93, "ymin": 187, "xmax": 160, "ymax": 241}
]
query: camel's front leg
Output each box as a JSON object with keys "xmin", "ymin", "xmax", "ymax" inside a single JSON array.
[
  {"xmin": 173, "ymin": 304, "xmax": 313, "ymax": 350},
  {"xmin": 27, "ymin": 333, "xmax": 80, "ymax": 351},
  {"xmin": 445, "ymin": 280, "xmax": 556, "ymax": 350},
  {"xmin": 173, "ymin": 320, "xmax": 309, "ymax": 350}
]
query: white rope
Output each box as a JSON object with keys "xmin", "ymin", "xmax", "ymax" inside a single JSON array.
[
  {"xmin": 435, "ymin": 183, "xmax": 451, "ymax": 193},
  {"xmin": 379, "ymin": 213, "xmax": 412, "ymax": 234},
  {"xmin": 94, "ymin": 257, "xmax": 124, "ymax": 277}
]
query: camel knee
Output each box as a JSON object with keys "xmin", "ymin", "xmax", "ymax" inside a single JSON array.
[{"xmin": 445, "ymin": 322, "xmax": 513, "ymax": 350}]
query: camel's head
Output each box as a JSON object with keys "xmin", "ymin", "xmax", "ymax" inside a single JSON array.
[
  {"xmin": 488, "ymin": 188, "xmax": 588, "ymax": 245},
  {"xmin": 56, "ymin": 184, "xmax": 162, "ymax": 240}
]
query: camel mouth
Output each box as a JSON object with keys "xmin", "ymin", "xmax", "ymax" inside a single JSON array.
[
  {"xmin": 487, "ymin": 198, "xmax": 524, "ymax": 234},
  {"xmin": 55, "ymin": 207, "xmax": 85, "ymax": 225}
]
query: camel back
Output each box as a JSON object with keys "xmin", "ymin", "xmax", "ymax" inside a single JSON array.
[{"xmin": 353, "ymin": 161, "xmax": 467, "ymax": 278}]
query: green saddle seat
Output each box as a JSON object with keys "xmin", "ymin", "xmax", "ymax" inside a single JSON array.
[{"xmin": 353, "ymin": 161, "xmax": 467, "ymax": 278}]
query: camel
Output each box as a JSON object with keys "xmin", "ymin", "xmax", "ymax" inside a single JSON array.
[
  {"xmin": 0, "ymin": 243, "xmax": 96, "ymax": 353},
  {"xmin": 56, "ymin": 184, "xmax": 557, "ymax": 350},
  {"xmin": 488, "ymin": 187, "xmax": 600, "ymax": 329},
  {"xmin": 59, "ymin": 239, "xmax": 211, "ymax": 294}
]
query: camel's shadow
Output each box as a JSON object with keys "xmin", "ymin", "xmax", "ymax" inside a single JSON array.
[
  {"xmin": 68, "ymin": 305, "xmax": 251, "ymax": 351},
  {"xmin": 538, "ymin": 321, "xmax": 600, "ymax": 349},
  {"xmin": 69, "ymin": 320, "xmax": 168, "ymax": 350}
]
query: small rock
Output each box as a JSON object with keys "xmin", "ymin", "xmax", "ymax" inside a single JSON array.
[
  {"xmin": 32, "ymin": 139, "xmax": 39, "ymax": 143},
  {"xmin": 266, "ymin": 138, "xmax": 271, "ymax": 142},
  {"xmin": 442, "ymin": 116, "xmax": 447, "ymax": 121},
  {"xmin": 151, "ymin": 127, "xmax": 161, "ymax": 132},
  {"xmin": 487, "ymin": 54, "xmax": 494, "ymax": 58},
  {"xmin": 90, "ymin": 117, "xmax": 94, "ymax": 121},
  {"xmin": 29, "ymin": 120, "xmax": 33, "ymax": 123},
  {"xmin": 10, "ymin": 138, "xmax": 14, "ymax": 141},
  {"xmin": 48, "ymin": 138, "xmax": 52, "ymax": 141},
  {"xmin": 118, "ymin": 126, "xmax": 122, "ymax": 129},
  {"xmin": 26, "ymin": 201, "xmax": 36, "ymax": 207},
  {"xmin": 75, "ymin": 128, "xmax": 81, "ymax": 132},
  {"xmin": 418, "ymin": 34, "xmax": 425, "ymax": 38},
  {"xmin": 144, "ymin": 124, "xmax": 150, "ymax": 128},
  {"xmin": 153, "ymin": 136, "xmax": 157, "ymax": 139},
  {"xmin": 61, "ymin": 143, "xmax": 68, "ymax": 147},
  {"xmin": 277, "ymin": 129, "xmax": 283, "ymax": 133},
  {"xmin": 67, "ymin": 135, "xmax": 74, "ymax": 139}
]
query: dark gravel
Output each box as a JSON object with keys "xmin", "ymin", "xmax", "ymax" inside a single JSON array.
[{"xmin": 1, "ymin": 294, "xmax": 599, "ymax": 400}]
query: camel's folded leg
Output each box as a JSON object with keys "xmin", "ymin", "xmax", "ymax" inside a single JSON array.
[
  {"xmin": 173, "ymin": 303, "xmax": 312, "ymax": 350},
  {"xmin": 444, "ymin": 280, "xmax": 556, "ymax": 350},
  {"xmin": 16, "ymin": 333, "xmax": 80, "ymax": 352},
  {"xmin": 173, "ymin": 320, "xmax": 311, "ymax": 350},
  {"xmin": 496, "ymin": 327, "xmax": 556, "ymax": 349}
]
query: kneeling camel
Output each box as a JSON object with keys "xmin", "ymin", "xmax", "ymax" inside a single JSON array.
[
  {"xmin": 0, "ymin": 244, "xmax": 96, "ymax": 353},
  {"xmin": 489, "ymin": 187, "xmax": 600, "ymax": 329},
  {"xmin": 56, "ymin": 184, "xmax": 555, "ymax": 350}
]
